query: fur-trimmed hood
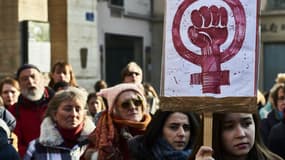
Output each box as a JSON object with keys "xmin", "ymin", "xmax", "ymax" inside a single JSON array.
[{"xmin": 39, "ymin": 117, "xmax": 95, "ymax": 146}]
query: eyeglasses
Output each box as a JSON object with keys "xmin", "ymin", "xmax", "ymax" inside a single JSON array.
[
  {"xmin": 120, "ymin": 98, "xmax": 143, "ymax": 109},
  {"xmin": 126, "ymin": 71, "xmax": 140, "ymax": 77},
  {"xmin": 278, "ymin": 96, "xmax": 285, "ymax": 101}
]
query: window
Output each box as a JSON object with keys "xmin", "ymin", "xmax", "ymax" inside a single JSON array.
[
  {"xmin": 110, "ymin": 0, "xmax": 123, "ymax": 7},
  {"xmin": 267, "ymin": 0, "xmax": 285, "ymax": 10}
]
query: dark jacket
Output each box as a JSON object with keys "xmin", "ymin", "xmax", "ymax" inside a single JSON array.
[
  {"xmin": 8, "ymin": 87, "xmax": 54, "ymax": 157},
  {"xmin": 268, "ymin": 120, "xmax": 285, "ymax": 159},
  {"xmin": 128, "ymin": 135, "xmax": 155, "ymax": 160},
  {"xmin": 260, "ymin": 109, "xmax": 282, "ymax": 146},
  {"xmin": 0, "ymin": 127, "xmax": 20, "ymax": 160},
  {"xmin": 128, "ymin": 135, "xmax": 191, "ymax": 160}
]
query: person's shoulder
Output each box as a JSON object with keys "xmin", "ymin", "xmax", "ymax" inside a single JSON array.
[
  {"xmin": 129, "ymin": 135, "xmax": 144, "ymax": 144},
  {"xmin": 263, "ymin": 109, "xmax": 278, "ymax": 121},
  {"xmin": 0, "ymin": 106, "xmax": 5, "ymax": 116},
  {"xmin": 24, "ymin": 139, "xmax": 39, "ymax": 160},
  {"xmin": 0, "ymin": 127, "xmax": 8, "ymax": 144},
  {"xmin": 45, "ymin": 87, "xmax": 55, "ymax": 98},
  {"xmin": 270, "ymin": 122, "xmax": 285, "ymax": 133},
  {"xmin": 0, "ymin": 127, "xmax": 20, "ymax": 159},
  {"xmin": 128, "ymin": 135, "xmax": 153, "ymax": 160}
]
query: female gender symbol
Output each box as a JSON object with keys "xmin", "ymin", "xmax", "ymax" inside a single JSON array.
[{"xmin": 172, "ymin": 0, "xmax": 246, "ymax": 94}]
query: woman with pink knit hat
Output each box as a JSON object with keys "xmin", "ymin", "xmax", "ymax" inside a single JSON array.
[{"xmin": 84, "ymin": 83, "xmax": 152, "ymax": 160}]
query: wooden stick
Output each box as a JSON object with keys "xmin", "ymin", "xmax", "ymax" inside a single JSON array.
[{"xmin": 203, "ymin": 112, "xmax": 212, "ymax": 147}]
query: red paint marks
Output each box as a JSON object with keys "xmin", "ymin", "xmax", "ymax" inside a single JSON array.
[{"xmin": 172, "ymin": 0, "xmax": 246, "ymax": 94}]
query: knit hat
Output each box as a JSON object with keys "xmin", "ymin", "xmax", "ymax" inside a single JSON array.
[
  {"xmin": 16, "ymin": 64, "xmax": 41, "ymax": 79},
  {"xmin": 97, "ymin": 83, "xmax": 145, "ymax": 112}
]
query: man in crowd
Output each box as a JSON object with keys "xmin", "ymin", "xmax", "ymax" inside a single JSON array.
[{"xmin": 8, "ymin": 64, "xmax": 54, "ymax": 157}]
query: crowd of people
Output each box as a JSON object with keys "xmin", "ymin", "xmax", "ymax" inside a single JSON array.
[{"xmin": 0, "ymin": 61, "xmax": 284, "ymax": 160}]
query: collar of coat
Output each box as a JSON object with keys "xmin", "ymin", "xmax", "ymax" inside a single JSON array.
[{"xmin": 39, "ymin": 116, "xmax": 95, "ymax": 146}]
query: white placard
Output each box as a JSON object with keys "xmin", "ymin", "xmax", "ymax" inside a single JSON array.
[{"xmin": 163, "ymin": 0, "xmax": 258, "ymax": 97}]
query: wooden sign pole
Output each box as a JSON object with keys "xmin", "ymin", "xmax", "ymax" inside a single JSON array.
[
  {"xmin": 159, "ymin": 96, "xmax": 257, "ymax": 147},
  {"xmin": 203, "ymin": 112, "xmax": 212, "ymax": 147}
]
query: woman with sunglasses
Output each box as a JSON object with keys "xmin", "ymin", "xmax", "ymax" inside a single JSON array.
[
  {"xmin": 84, "ymin": 83, "xmax": 152, "ymax": 160},
  {"xmin": 121, "ymin": 61, "xmax": 143, "ymax": 84},
  {"xmin": 128, "ymin": 110, "xmax": 200, "ymax": 160}
]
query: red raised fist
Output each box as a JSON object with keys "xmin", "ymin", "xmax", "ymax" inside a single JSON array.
[{"xmin": 188, "ymin": 6, "xmax": 228, "ymax": 55}]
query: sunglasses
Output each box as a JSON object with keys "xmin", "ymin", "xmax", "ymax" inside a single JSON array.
[
  {"xmin": 126, "ymin": 71, "xmax": 140, "ymax": 77},
  {"xmin": 120, "ymin": 98, "xmax": 143, "ymax": 109}
]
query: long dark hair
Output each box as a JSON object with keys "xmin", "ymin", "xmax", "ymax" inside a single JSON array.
[
  {"xmin": 188, "ymin": 112, "xmax": 283, "ymax": 160},
  {"xmin": 144, "ymin": 109, "xmax": 200, "ymax": 149}
]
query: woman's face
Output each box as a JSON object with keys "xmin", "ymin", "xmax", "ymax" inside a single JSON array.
[
  {"xmin": 88, "ymin": 97, "xmax": 103, "ymax": 115},
  {"xmin": 276, "ymin": 88, "xmax": 285, "ymax": 112},
  {"xmin": 123, "ymin": 65, "xmax": 142, "ymax": 84},
  {"xmin": 115, "ymin": 91, "xmax": 144, "ymax": 122},
  {"xmin": 221, "ymin": 113, "xmax": 255, "ymax": 158},
  {"xmin": 54, "ymin": 98, "xmax": 86, "ymax": 129},
  {"xmin": 162, "ymin": 112, "xmax": 191, "ymax": 150},
  {"xmin": 52, "ymin": 66, "xmax": 71, "ymax": 84},
  {"xmin": 1, "ymin": 83, "xmax": 20, "ymax": 106}
]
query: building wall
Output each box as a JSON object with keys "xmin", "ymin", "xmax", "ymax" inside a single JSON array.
[
  {"xmin": 97, "ymin": 1, "xmax": 152, "ymax": 81},
  {"xmin": 0, "ymin": 0, "xmax": 48, "ymax": 79},
  {"xmin": 48, "ymin": 0, "xmax": 68, "ymax": 63},
  {"xmin": 97, "ymin": 2, "xmax": 151, "ymax": 46},
  {"xmin": 67, "ymin": 0, "xmax": 99, "ymax": 92},
  {"xmin": 153, "ymin": 0, "xmax": 164, "ymax": 15},
  {"xmin": 260, "ymin": 12, "xmax": 285, "ymax": 91},
  {"xmin": 19, "ymin": 0, "xmax": 48, "ymax": 21},
  {"xmin": 0, "ymin": 0, "xmax": 161, "ymax": 93},
  {"xmin": 150, "ymin": 0, "xmax": 164, "ymax": 93},
  {"xmin": 0, "ymin": 1, "xmax": 19, "ymax": 78}
]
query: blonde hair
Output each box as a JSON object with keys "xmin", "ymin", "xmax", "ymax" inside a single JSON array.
[
  {"xmin": 45, "ymin": 87, "xmax": 88, "ymax": 121},
  {"xmin": 257, "ymin": 90, "xmax": 266, "ymax": 106},
  {"xmin": 275, "ymin": 73, "xmax": 285, "ymax": 84}
]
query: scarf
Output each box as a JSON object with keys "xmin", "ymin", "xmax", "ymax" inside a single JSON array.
[
  {"xmin": 57, "ymin": 122, "xmax": 84, "ymax": 148},
  {"xmin": 152, "ymin": 138, "xmax": 191, "ymax": 160},
  {"xmin": 88, "ymin": 111, "xmax": 151, "ymax": 160}
]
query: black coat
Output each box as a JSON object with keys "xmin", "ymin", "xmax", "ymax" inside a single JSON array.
[
  {"xmin": 128, "ymin": 135, "xmax": 155, "ymax": 160},
  {"xmin": 260, "ymin": 109, "xmax": 281, "ymax": 146},
  {"xmin": 268, "ymin": 121, "xmax": 285, "ymax": 159},
  {"xmin": 0, "ymin": 127, "xmax": 20, "ymax": 160}
]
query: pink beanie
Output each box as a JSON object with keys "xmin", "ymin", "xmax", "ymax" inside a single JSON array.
[{"xmin": 97, "ymin": 83, "xmax": 145, "ymax": 112}]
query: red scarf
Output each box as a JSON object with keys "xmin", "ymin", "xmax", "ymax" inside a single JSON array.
[
  {"xmin": 88, "ymin": 111, "xmax": 151, "ymax": 160},
  {"xmin": 57, "ymin": 122, "xmax": 84, "ymax": 148}
]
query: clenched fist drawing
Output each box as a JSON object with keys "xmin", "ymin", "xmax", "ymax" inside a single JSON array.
[
  {"xmin": 188, "ymin": 6, "xmax": 228, "ymax": 56},
  {"xmin": 171, "ymin": 0, "xmax": 246, "ymax": 94}
]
